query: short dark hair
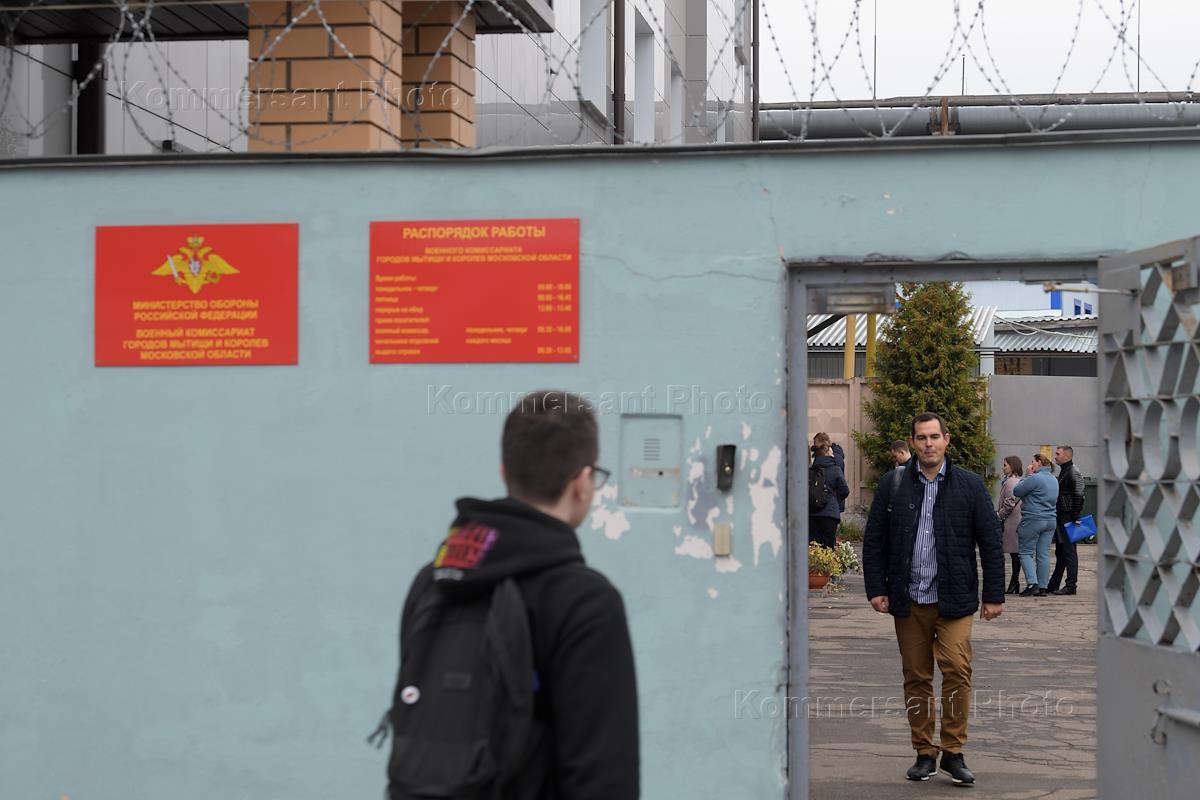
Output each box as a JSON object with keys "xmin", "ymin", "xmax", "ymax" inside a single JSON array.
[
  {"xmin": 502, "ymin": 390, "xmax": 599, "ymax": 504},
  {"xmin": 890, "ymin": 440, "xmax": 909, "ymax": 454},
  {"xmin": 1056, "ymin": 445, "xmax": 1074, "ymax": 456},
  {"xmin": 911, "ymin": 412, "xmax": 947, "ymax": 436}
]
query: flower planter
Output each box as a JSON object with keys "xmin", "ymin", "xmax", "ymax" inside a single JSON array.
[{"xmin": 808, "ymin": 574, "xmax": 831, "ymax": 591}]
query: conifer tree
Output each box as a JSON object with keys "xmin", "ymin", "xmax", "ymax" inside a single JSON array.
[{"xmin": 853, "ymin": 282, "xmax": 995, "ymax": 483}]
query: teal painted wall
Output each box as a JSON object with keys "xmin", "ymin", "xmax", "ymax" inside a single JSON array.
[{"xmin": 3, "ymin": 138, "xmax": 1200, "ymax": 799}]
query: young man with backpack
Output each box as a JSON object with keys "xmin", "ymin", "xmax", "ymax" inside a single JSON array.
[
  {"xmin": 378, "ymin": 390, "xmax": 639, "ymax": 800},
  {"xmin": 808, "ymin": 433, "xmax": 850, "ymax": 548}
]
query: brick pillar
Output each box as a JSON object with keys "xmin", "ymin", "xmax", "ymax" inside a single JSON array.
[
  {"xmin": 400, "ymin": 1, "xmax": 476, "ymax": 148},
  {"xmin": 247, "ymin": 1, "xmax": 404, "ymax": 151}
]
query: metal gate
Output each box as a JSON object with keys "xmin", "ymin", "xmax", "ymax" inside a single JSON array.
[{"xmin": 1097, "ymin": 238, "xmax": 1200, "ymax": 797}]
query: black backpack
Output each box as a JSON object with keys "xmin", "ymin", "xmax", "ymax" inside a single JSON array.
[
  {"xmin": 371, "ymin": 576, "xmax": 540, "ymax": 799},
  {"xmin": 808, "ymin": 465, "xmax": 831, "ymax": 513}
]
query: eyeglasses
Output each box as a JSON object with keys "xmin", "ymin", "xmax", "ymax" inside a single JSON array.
[{"xmin": 590, "ymin": 466, "xmax": 611, "ymax": 490}]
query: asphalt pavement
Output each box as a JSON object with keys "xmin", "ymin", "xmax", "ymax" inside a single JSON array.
[{"xmin": 808, "ymin": 544, "xmax": 1098, "ymax": 800}]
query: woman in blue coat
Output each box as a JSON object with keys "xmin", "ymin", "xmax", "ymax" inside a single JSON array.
[{"xmin": 1013, "ymin": 454, "xmax": 1060, "ymax": 597}]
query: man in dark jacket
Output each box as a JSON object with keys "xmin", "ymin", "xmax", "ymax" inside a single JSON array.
[
  {"xmin": 390, "ymin": 390, "xmax": 639, "ymax": 799},
  {"xmin": 862, "ymin": 412, "xmax": 1005, "ymax": 787},
  {"xmin": 1048, "ymin": 445, "xmax": 1086, "ymax": 595}
]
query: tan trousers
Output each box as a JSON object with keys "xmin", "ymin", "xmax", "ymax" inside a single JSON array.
[{"xmin": 894, "ymin": 603, "xmax": 974, "ymax": 756}]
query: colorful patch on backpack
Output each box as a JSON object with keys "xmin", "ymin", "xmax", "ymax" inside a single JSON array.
[{"xmin": 434, "ymin": 522, "xmax": 499, "ymax": 570}]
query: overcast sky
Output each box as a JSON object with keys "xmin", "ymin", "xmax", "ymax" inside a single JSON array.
[{"xmin": 758, "ymin": 0, "xmax": 1198, "ymax": 103}]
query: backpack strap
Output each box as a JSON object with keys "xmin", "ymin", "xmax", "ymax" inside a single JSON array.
[{"xmin": 485, "ymin": 578, "xmax": 536, "ymax": 787}]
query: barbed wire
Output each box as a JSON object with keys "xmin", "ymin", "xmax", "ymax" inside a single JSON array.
[{"xmin": 2, "ymin": 0, "xmax": 1199, "ymax": 158}]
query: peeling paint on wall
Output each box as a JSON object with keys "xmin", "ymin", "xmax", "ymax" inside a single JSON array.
[
  {"xmin": 589, "ymin": 484, "xmax": 631, "ymax": 540},
  {"xmin": 704, "ymin": 507, "xmax": 720, "ymax": 530},
  {"xmin": 741, "ymin": 422, "xmax": 752, "ymax": 440},
  {"xmin": 675, "ymin": 535, "xmax": 713, "ymax": 559},
  {"xmin": 715, "ymin": 555, "xmax": 743, "ymax": 573},
  {"xmin": 749, "ymin": 446, "xmax": 784, "ymax": 565},
  {"xmin": 707, "ymin": 587, "xmax": 719, "ymax": 599},
  {"xmin": 686, "ymin": 458, "xmax": 722, "ymax": 532}
]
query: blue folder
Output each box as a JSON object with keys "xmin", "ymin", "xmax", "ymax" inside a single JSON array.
[{"xmin": 1064, "ymin": 515, "xmax": 1097, "ymax": 544}]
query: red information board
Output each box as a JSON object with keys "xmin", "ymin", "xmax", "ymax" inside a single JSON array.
[
  {"xmin": 95, "ymin": 224, "xmax": 299, "ymax": 366},
  {"xmin": 370, "ymin": 218, "xmax": 580, "ymax": 363}
]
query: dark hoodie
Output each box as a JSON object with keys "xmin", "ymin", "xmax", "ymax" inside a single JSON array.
[
  {"xmin": 809, "ymin": 454, "xmax": 850, "ymax": 520},
  {"xmin": 400, "ymin": 497, "xmax": 640, "ymax": 800}
]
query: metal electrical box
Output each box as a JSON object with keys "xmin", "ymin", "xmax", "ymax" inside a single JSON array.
[{"xmin": 619, "ymin": 414, "xmax": 683, "ymax": 508}]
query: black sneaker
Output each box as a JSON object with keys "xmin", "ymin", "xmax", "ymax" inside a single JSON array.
[
  {"xmin": 1018, "ymin": 585, "xmax": 1040, "ymax": 597},
  {"xmin": 906, "ymin": 754, "xmax": 937, "ymax": 781},
  {"xmin": 1052, "ymin": 588, "xmax": 1077, "ymax": 595},
  {"xmin": 940, "ymin": 752, "xmax": 975, "ymax": 786},
  {"xmin": 1035, "ymin": 588, "xmax": 1048, "ymax": 597}
]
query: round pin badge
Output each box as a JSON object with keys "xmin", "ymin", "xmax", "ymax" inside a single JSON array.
[{"xmin": 400, "ymin": 685, "xmax": 421, "ymax": 705}]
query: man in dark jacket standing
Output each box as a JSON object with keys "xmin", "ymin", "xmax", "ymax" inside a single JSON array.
[
  {"xmin": 862, "ymin": 412, "xmax": 1005, "ymax": 787},
  {"xmin": 388, "ymin": 390, "xmax": 639, "ymax": 799},
  {"xmin": 1048, "ymin": 445, "xmax": 1086, "ymax": 595}
]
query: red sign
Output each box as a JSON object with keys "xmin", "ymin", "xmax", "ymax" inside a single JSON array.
[
  {"xmin": 95, "ymin": 224, "xmax": 298, "ymax": 366},
  {"xmin": 370, "ymin": 218, "xmax": 580, "ymax": 363}
]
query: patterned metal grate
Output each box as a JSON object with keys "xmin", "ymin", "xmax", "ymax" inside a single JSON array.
[{"xmin": 1101, "ymin": 244, "xmax": 1200, "ymax": 652}]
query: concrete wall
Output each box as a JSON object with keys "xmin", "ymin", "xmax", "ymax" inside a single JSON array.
[
  {"xmin": 0, "ymin": 153, "xmax": 788, "ymax": 800},
  {"xmin": 5, "ymin": 136, "xmax": 1200, "ymax": 798},
  {"xmin": 990, "ymin": 374, "xmax": 1101, "ymax": 480},
  {"xmin": 807, "ymin": 379, "xmax": 872, "ymax": 509}
]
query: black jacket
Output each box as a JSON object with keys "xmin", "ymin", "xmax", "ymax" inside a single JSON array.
[
  {"xmin": 830, "ymin": 443, "xmax": 847, "ymax": 511},
  {"xmin": 399, "ymin": 498, "xmax": 639, "ymax": 800},
  {"xmin": 1056, "ymin": 460, "xmax": 1086, "ymax": 522},
  {"xmin": 809, "ymin": 454, "xmax": 849, "ymax": 520},
  {"xmin": 862, "ymin": 457, "xmax": 1005, "ymax": 619}
]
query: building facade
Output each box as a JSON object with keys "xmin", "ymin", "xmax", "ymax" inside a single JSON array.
[{"xmin": 1, "ymin": 1, "xmax": 753, "ymax": 156}]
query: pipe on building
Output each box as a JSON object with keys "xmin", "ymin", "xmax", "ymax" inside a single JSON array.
[
  {"xmin": 759, "ymin": 102, "xmax": 1200, "ymax": 140},
  {"xmin": 613, "ymin": 0, "xmax": 626, "ymax": 144},
  {"xmin": 843, "ymin": 314, "xmax": 857, "ymax": 379},
  {"xmin": 751, "ymin": 0, "xmax": 760, "ymax": 142},
  {"xmin": 865, "ymin": 314, "xmax": 877, "ymax": 377},
  {"xmin": 762, "ymin": 91, "xmax": 1200, "ymax": 109},
  {"xmin": 72, "ymin": 41, "xmax": 105, "ymax": 155}
]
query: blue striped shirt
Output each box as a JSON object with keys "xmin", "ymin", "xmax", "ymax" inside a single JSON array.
[{"xmin": 909, "ymin": 460, "xmax": 946, "ymax": 604}]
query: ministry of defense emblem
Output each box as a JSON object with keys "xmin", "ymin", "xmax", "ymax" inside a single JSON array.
[{"xmin": 152, "ymin": 235, "xmax": 239, "ymax": 294}]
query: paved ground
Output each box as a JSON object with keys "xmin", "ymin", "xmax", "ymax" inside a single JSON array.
[{"xmin": 809, "ymin": 545, "xmax": 1098, "ymax": 799}]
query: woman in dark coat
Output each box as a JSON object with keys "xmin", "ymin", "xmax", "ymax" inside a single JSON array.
[
  {"xmin": 808, "ymin": 437, "xmax": 850, "ymax": 549},
  {"xmin": 997, "ymin": 455, "xmax": 1024, "ymax": 594}
]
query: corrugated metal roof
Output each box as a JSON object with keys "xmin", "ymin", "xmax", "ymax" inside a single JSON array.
[
  {"xmin": 994, "ymin": 330, "xmax": 1098, "ymax": 354},
  {"xmin": 808, "ymin": 306, "xmax": 997, "ymax": 348},
  {"xmin": 996, "ymin": 312, "xmax": 1099, "ymax": 324}
]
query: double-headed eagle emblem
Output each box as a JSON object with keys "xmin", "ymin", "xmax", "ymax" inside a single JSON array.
[{"xmin": 152, "ymin": 235, "xmax": 238, "ymax": 294}]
